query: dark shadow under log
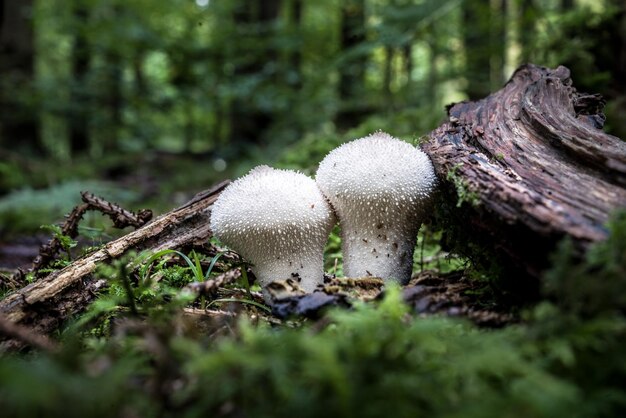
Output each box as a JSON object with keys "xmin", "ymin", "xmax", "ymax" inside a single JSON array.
[{"xmin": 423, "ymin": 64, "xmax": 626, "ymax": 285}]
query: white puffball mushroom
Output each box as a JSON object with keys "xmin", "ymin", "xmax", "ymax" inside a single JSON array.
[
  {"xmin": 210, "ymin": 165, "xmax": 336, "ymax": 300},
  {"xmin": 316, "ymin": 131, "xmax": 436, "ymax": 284}
]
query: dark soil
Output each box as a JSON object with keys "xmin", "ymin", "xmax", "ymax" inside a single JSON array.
[{"xmin": 0, "ymin": 235, "xmax": 49, "ymax": 271}]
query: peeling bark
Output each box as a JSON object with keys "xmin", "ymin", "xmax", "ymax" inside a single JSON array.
[{"xmin": 423, "ymin": 64, "xmax": 626, "ymax": 280}]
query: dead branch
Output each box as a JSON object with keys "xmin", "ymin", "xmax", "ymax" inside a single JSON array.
[
  {"xmin": 80, "ymin": 191, "xmax": 153, "ymax": 229},
  {"xmin": 14, "ymin": 192, "xmax": 154, "ymax": 283},
  {"xmin": 0, "ymin": 181, "xmax": 230, "ymax": 334}
]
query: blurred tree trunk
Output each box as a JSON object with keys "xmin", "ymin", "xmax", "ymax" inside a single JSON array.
[
  {"xmin": 69, "ymin": 3, "xmax": 90, "ymax": 156},
  {"xmin": 211, "ymin": 47, "xmax": 226, "ymax": 147},
  {"xmin": 168, "ymin": 26, "xmax": 197, "ymax": 153},
  {"xmin": 462, "ymin": 0, "xmax": 491, "ymax": 100},
  {"xmin": 101, "ymin": 4, "xmax": 123, "ymax": 153},
  {"xmin": 609, "ymin": 0, "xmax": 626, "ymax": 97},
  {"xmin": 426, "ymin": 31, "xmax": 438, "ymax": 106},
  {"xmin": 0, "ymin": 0, "xmax": 43, "ymax": 155},
  {"xmin": 229, "ymin": 0, "xmax": 281, "ymax": 145},
  {"xmin": 288, "ymin": 0, "xmax": 303, "ymax": 91},
  {"xmin": 402, "ymin": 43, "xmax": 413, "ymax": 90},
  {"xmin": 491, "ymin": 0, "xmax": 507, "ymax": 88},
  {"xmin": 519, "ymin": 0, "xmax": 537, "ymax": 63},
  {"xmin": 131, "ymin": 50, "xmax": 153, "ymax": 147},
  {"xmin": 336, "ymin": 0, "xmax": 367, "ymax": 127},
  {"xmin": 463, "ymin": 0, "xmax": 507, "ymax": 100},
  {"xmin": 104, "ymin": 49, "xmax": 123, "ymax": 153},
  {"xmin": 274, "ymin": 0, "xmax": 304, "ymax": 140},
  {"xmin": 132, "ymin": 52, "xmax": 147, "ymax": 98},
  {"xmin": 383, "ymin": 45, "xmax": 393, "ymax": 106}
]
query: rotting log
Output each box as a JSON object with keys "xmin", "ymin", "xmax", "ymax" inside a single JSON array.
[
  {"xmin": 0, "ymin": 181, "xmax": 230, "ymax": 340},
  {"xmin": 423, "ymin": 64, "xmax": 626, "ymax": 284}
]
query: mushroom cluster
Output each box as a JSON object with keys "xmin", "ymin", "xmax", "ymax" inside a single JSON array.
[
  {"xmin": 316, "ymin": 132, "xmax": 436, "ymax": 284},
  {"xmin": 210, "ymin": 131, "xmax": 436, "ymax": 300},
  {"xmin": 210, "ymin": 166, "xmax": 335, "ymax": 300}
]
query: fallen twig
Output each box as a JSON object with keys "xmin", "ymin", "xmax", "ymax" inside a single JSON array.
[
  {"xmin": 185, "ymin": 268, "xmax": 243, "ymax": 298},
  {"xmin": 13, "ymin": 192, "xmax": 154, "ymax": 283},
  {"xmin": 0, "ymin": 181, "xmax": 230, "ymax": 341}
]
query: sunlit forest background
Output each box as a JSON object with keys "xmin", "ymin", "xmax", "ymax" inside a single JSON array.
[
  {"xmin": 1, "ymin": 0, "xmax": 625, "ymax": 236},
  {"xmin": 1, "ymin": 1, "xmax": 626, "ymax": 416}
]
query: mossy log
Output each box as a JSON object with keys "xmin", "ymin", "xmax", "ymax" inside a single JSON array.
[{"xmin": 423, "ymin": 64, "xmax": 626, "ymax": 282}]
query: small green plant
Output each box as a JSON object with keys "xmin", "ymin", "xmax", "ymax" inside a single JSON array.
[
  {"xmin": 40, "ymin": 224, "xmax": 77, "ymax": 260},
  {"xmin": 324, "ymin": 225, "xmax": 343, "ymax": 276},
  {"xmin": 412, "ymin": 133, "xmax": 430, "ymax": 146},
  {"xmin": 446, "ymin": 163, "xmax": 480, "ymax": 208},
  {"xmin": 413, "ymin": 226, "xmax": 469, "ymax": 273},
  {"xmin": 137, "ymin": 248, "xmax": 269, "ymax": 312},
  {"xmin": 138, "ymin": 249, "xmax": 223, "ymax": 284}
]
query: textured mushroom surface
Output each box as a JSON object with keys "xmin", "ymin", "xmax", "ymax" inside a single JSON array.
[
  {"xmin": 210, "ymin": 166, "xmax": 335, "ymax": 298},
  {"xmin": 316, "ymin": 132, "xmax": 436, "ymax": 284}
]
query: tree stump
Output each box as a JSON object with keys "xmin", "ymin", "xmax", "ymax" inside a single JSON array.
[{"xmin": 423, "ymin": 64, "xmax": 626, "ymax": 286}]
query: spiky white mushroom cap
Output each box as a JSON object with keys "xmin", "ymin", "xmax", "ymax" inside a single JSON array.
[
  {"xmin": 316, "ymin": 131, "xmax": 436, "ymax": 283},
  {"xmin": 210, "ymin": 166, "xmax": 336, "ymax": 297}
]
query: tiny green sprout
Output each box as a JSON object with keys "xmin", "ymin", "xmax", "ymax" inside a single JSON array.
[
  {"xmin": 446, "ymin": 163, "xmax": 480, "ymax": 208},
  {"xmin": 41, "ymin": 224, "xmax": 77, "ymax": 258},
  {"xmin": 413, "ymin": 134, "xmax": 430, "ymax": 146},
  {"xmin": 138, "ymin": 249, "xmax": 224, "ymax": 285},
  {"xmin": 239, "ymin": 264, "xmax": 252, "ymax": 297}
]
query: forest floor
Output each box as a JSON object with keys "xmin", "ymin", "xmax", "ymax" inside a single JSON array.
[
  {"xmin": 0, "ymin": 150, "xmax": 519, "ymax": 329},
  {"xmin": 1, "ymin": 150, "xmax": 624, "ymax": 418}
]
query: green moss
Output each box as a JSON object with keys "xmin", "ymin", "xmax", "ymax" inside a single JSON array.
[
  {"xmin": 2, "ymin": 216, "xmax": 626, "ymax": 417},
  {"xmin": 445, "ymin": 163, "xmax": 480, "ymax": 208}
]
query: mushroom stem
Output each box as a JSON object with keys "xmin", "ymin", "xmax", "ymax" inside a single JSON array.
[
  {"xmin": 249, "ymin": 248, "xmax": 325, "ymax": 293},
  {"xmin": 340, "ymin": 210, "xmax": 422, "ymax": 283}
]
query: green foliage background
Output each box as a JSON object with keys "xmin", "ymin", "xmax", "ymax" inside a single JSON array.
[
  {"xmin": 1, "ymin": 0, "xmax": 624, "ymax": 232},
  {"xmin": 1, "ymin": 0, "xmax": 625, "ymax": 416}
]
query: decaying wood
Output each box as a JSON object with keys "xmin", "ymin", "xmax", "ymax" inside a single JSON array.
[
  {"xmin": 271, "ymin": 271, "xmax": 515, "ymax": 326},
  {"xmin": 423, "ymin": 64, "xmax": 626, "ymax": 280},
  {"xmin": 0, "ymin": 181, "xmax": 230, "ymax": 335},
  {"xmin": 19, "ymin": 191, "xmax": 153, "ymax": 282},
  {"xmin": 0, "ymin": 313, "xmax": 59, "ymax": 352}
]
